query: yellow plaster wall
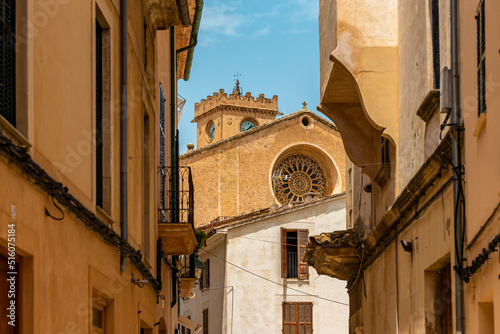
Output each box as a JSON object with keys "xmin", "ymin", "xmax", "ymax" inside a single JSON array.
[{"xmin": 0, "ymin": 0, "xmax": 185, "ymax": 332}]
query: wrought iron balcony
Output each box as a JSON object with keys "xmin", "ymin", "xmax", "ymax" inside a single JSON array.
[
  {"xmin": 178, "ymin": 253, "xmax": 204, "ymax": 298},
  {"xmin": 158, "ymin": 166, "xmax": 196, "ymax": 255}
]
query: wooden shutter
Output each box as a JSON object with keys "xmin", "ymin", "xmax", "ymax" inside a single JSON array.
[
  {"xmin": 281, "ymin": 228, "xmax": 287, "ymax": 278},
  {"xmin": 298, "ymin": 229, "xmax": 309, "ymax": 280},
  {"xmin": 202, "ymin": 309, "xmax": 208, "ymax": 334},
  {"xmin": 283, "ymin": 302, "xmax": 313, "ymax": 334}
]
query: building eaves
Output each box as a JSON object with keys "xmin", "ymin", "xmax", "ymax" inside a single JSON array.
[{"xmin": 201, "ymin": 192, "xmax": 346, "ymax": 234}]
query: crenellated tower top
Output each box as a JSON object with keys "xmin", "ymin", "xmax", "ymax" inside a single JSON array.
[
  {"xmin": 194, "ymin": 89, "xmax": 279, "ymax": 120},
  {"xmin": 191, "ymin": 86, "xmax": 281, "ymax": 149}
]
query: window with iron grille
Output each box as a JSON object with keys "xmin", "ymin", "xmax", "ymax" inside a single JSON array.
[
  {"xmin": 282, "ymin": 302, "xmax": 313, "ymax": 334},
  {"xmin": 281, "ymin": 228, "xmax": 309, "ymax": 279},
  {"xmin": 0, "ymin": 0, "xmax": 16, "ymax": 126},
  {"xmin": 476, "ymin": 0, "xmax": 486, "ymax": 116}
]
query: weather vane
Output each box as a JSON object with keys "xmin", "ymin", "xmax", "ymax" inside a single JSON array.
[{"xmin": 233, "ymin": 73, "xmax": 242, "ymax": 95}]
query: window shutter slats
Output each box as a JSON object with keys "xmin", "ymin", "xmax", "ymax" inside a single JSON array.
[
  {"xmin": 298, "ymin": 229, "xmax": 309, "ymax": 280},
  {"xmin": 283, "ymin": 302, "xmax": 313, "ymax": 334},
  {"xmin": 281, "ymin": 228, "xmax": 287, "ymax": 278}
]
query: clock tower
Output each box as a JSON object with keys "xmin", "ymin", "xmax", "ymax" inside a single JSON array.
[{"xmin": 192, "ymin": 82, "xmax": 281, "ymax": 149}]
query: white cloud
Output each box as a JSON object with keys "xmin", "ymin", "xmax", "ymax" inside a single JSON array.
[
  {"xmin": 252, "ymin": 25, "xmax": 271, "ymax": 38},
  {"xmin": 289, "ymin": 0, "xmax": 319, "ymax": 21},
  {"xmin": 202, "ymin": 4, "xmax": 247, "ymax": 36}
]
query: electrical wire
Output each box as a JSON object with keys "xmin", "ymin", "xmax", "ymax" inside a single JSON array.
[{"xmin": 200, "ymin": 248, "xmax": 349, "ymax": 306}]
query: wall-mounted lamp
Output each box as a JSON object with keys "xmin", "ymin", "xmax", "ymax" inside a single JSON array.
[
  {"xmin": 400, "ymin": 240, "xmax": 413, "ymax": 253},
  {"xmin": 131, "ymin": 274, "xmax": 150, "ymax": 288},
  {"xmin": 194, "ymin": 253, "xmax": 205, "ymax": 281}
]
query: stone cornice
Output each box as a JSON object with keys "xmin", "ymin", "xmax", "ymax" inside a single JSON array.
[
  {"xmin": 201, "ymin": 192, "xmax": 346, "ymax": 233},
  {"xmin": 192, "ymin": 104, "xmax": 281, "ymax": 123}
]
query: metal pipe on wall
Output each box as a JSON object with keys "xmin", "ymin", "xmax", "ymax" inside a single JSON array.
[
  {"xmin": 120, "ymin": 0, "xmax": 128, "ymax": 273},
  {"xmin": 450, "ymin": 0, "xmax": 464, "ymax": 332}
]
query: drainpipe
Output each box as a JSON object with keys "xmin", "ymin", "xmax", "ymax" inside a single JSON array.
[
  {"xmin": 450, "ymin": 0, "xmax": 464, "ymax": 332},
  {"xmin": 170, "ymin": 26, "xmax": 179, "ymax": 224},
  {"xmin": 120, "ymin": 0, "xmax": 128, "ymax": 273},
  {"xmin": 176, "ymin": 0, "xmax": 204, "ymax": 81}
]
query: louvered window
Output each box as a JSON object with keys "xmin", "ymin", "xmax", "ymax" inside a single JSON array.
[
  {"xmin": 96, "ymin": 20, "xmax": 103, "ymax": 208},
  {"xmin": 283, "ymin": 302, "xmax": 313, "ymax": 334},
  {"xmin": 0, "ymin": 0, "xmax": 16, "ymax": 125},
  {"xmin": 281, "ymin": 228, "xmax": 309, "ymax": 280},
  {"xmin": 476, "ymin": 0, "xmax": 486, "ymax": 116}
]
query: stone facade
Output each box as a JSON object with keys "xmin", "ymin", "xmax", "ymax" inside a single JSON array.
[
  {"xmin": 313, "ymin": 0, "xmax": 500, "ymax": 333},
  {"xmin": 0, "ymin": 0, "xmax": 202, "ymax": 333},
  {"xmin": 181, "ymin": 101, "xmax": 346, "ymax": 227}
]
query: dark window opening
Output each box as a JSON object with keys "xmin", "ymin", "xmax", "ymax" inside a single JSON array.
[
  {"xmin": 381, "ymin": 137, "xmax": 390, "ymax": 166},
  {"xmin": 0, "ymin": 0, "xmax": 16, "ymax": 126},
  {"xmin": 281, "ymin": 228, "xmax": 309, "ymax": 280},
  {"xmin": 430, "ymin": 0, "xmax": 440, "ymax": 89},
  {"xmin": 476, "ymin": 0, "xmax": 486, "ymax": 116},
  {"xmin": 286, "ymin": 231, "xmax": 298, "ymax": 278},
  {"xmin": 96, "ymin": 19, "xmax": 103, "ymax": 208}
]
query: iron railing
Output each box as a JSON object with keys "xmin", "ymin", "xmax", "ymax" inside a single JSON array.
[
  {"xmin": 287, "ymin": 253, "xmax": 298, "ymax": 278},
  {"xmin": 179, "ymin": 253, "xmax": 196, "ymax": 278},
  {"xmin": 158, "ymin": 166, "xmax": 194, "ymax": 229}
]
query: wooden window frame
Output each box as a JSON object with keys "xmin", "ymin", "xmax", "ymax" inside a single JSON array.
[
  {"xmin": 281, "ymin": 228, "xmax": 309, "ymax": 280},
  {"xmin": 95, "ymin": 7, "xmax": 112, "ymax": 215},
  {"xmin": 282, "ymin": 302, "xmax": 313, "ymax": 334},
  {"xmin": 202, "ymin": 308, "xmax": 208, "ymax": 334},
  {"xmin": 200, "ymin": 259, "xmax": 210, "ymax": 290}
]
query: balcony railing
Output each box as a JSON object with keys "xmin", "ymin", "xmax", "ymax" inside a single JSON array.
[
  {"xmin": 179, "ymin": 253, "xmax": 196, "ymax": 279},
  {"xmin": 158, "ymin": 165, "xmax": 194, "ymax": 229},
  {"xmin": 287, "ymin": 253, "xmax": 298, "ymax": 278}
]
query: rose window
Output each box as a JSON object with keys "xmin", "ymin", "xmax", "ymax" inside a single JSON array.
[{"xmin": 272, "ymin": 154, "xmax": 328, "ymax": 204}]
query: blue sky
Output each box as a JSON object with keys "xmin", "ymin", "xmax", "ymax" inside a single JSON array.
[{"xmin": 178, "ymin": 0, "xmax": 322, "ymax": 154}]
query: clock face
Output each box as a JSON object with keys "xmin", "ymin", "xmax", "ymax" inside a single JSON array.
[
  {"xmin": 241, "ymin": 120, "xmax": 256, "ymax": 132},
  {"xmin": 208, "ymin": 122, "xmax": 215, "ymax": 140}
]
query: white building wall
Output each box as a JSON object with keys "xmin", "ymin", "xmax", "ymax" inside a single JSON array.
[
  {"xmin": 225, "ymin": 196, "xmax": 349, "ymax": 334},
  {"xmin": 181, "ymin": 195, "xmax": 349, "ymax": 334}
]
